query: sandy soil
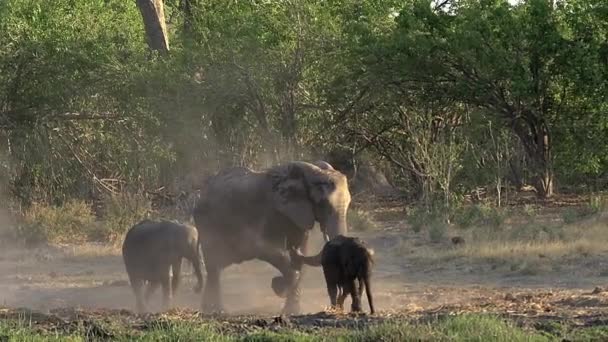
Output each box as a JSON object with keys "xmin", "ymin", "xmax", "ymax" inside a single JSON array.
[{"xmin": 1, "ymin": 227, "xmax": 608, "ymax": 321}]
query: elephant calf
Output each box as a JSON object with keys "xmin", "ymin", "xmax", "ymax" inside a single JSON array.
[
  {"xmin": 290, "ymin": 235, "xmax": 375, "ymax": 314},
  {"xmin": 122, "ymin": 219, "xmax": 203, "ymax": 313}
]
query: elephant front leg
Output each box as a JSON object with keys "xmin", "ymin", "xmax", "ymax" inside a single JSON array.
[
  {"xmin": 258, "ymin": 248, "xmax": 302, "ymax": 314},
  {"xmin": 201, "ymin": 266, "xmax": 224, "ymax": 314},
  {"xmin": 282, "ymin": 231, "xmax": 311, "ymax": 315}
]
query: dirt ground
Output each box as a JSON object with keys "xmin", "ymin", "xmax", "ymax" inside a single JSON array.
[{"xmin": 2, "ymin": 223, "xmax": 608, "ymax": 327}]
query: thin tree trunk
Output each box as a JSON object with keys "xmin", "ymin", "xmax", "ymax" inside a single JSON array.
[
  {"xmin": 532, "ymin": 126, "xmax": 553, "ymax": 198},
  {"xmin": 136, "ymin": 0, "xmax": 170, "ymax": 53},
  {"xmin": 182, "ymin": 0, "xmax": 194, "ymax": 35},
  {"xmin": 512, "ymin": 116, "xmax": 554, "ymax": 198}
]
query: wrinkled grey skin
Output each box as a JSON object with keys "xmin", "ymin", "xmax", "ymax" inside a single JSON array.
[
  {"xmin": 193, "ymin": 161, "xmax": 351, "ymax": 314},
  {"xmin": 122, "ymin": 219, "xmax": 204, "ymax": 314},
  {"xmin": 290, "ymin": 235, "xmax": 375, "ymax": 314}
]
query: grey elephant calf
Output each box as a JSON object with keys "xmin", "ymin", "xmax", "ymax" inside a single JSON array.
[
  {"xmin": 290, "ymin": 235, "xmax": 375, "ymax": 314},
  {"xmin": 122, "ymin": 219, "xmax": 204, "ymax": 313}
]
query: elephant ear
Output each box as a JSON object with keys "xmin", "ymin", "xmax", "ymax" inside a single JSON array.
[{"xmin": 273, "ymin": 165, "xmax": 315, "ymax": 231}]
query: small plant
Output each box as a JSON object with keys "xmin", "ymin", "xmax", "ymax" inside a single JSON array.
[
  {"xmin": 347, "ymin": 208, "xmax": 378, "ymax": 232},
  {"xmin": 453, "ymin": 204, "xmax": 505, "ymax": 229},
  {"xmin": 452, "ymin": 205, "xmax": 480, "ymax": 229},
  {"xmin": 522, "ymin": 204, "xmax": 537, "ymax": 222},
  {"xmin": 18, "ymin": 200, "xmax": 95, "ymax": 245},
  {"xmin": 428, "ymin": 219, "xmax": 447, "ymax": 243},
  {"xmin": 588, "ymin": 195, "xmax": 608, "ymax": 214},
  {"xmin": 408, "ymin": 205, "xmax": 429, "ymax": 233},
  {"xmin": 561, "ymin": 196, "xmax": 607, "ymax": 224},
  {"xmin": 97, "ymin": 192, "xmax": 152, "ymax": 244},
  {"xmin": 561, "ymin": 207, "xmax": 578, "ymax": 224}
]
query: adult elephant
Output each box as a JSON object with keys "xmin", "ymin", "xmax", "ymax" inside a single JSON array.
[{"xmin": 192, "ymin": 161, "xmax": 351, "ymax": 314}]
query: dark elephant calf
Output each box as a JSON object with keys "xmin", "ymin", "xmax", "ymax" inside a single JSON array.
[
  {"xmin": 290, "ymin": 235, "xmax": 375, "ymax": 314},
  {"xmin": 122, "ymin": 219, "xmax": 203, "ymax": 313}
]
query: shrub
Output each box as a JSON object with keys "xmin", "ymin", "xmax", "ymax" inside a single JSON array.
[
  {"xmin": 408, "ymin": 205, "xmax": 429, "ymax": 233},
  {"xmin": 561, "ymin": 196, "xmax": 607, "ymax": 224},
  {"xmin": 96, "ymin": 192, "xmax": 151, "ymax": 244},
  {"xmin": 589, "ymin": 195, "xmax": 608, "ymax": 213},
  {"xmin": 347, "ymin": 208, "xmax": 378, "ymax": 232},
  {"xmin": 522, "ymin": 204, "xmax": 537, "ymax": 221},
  {"xmin": 428, "ymin": 219, "xmax": 448, "ymax": 243},
  {"xmin": 453, "ymin": 204, "xmax": 506, "ymax": 229},
  {"xmin": 562, "ymin": 207, "xmax": 588, "ymax": 224},
  {"xmin": 17, "ymin": 200, "xmax": 95, "ymax": 245}
]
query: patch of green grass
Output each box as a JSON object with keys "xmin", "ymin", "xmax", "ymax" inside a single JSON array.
[
  {"xmin": 0, "ymin": 314, "xmax": 558, "ymax": 342},
  {"xmin": 561, "ymin": 195, "xmax": 608, "ymax": 224},
  {"xmin": 564, "ymin": 325, "xmax": 608, "ymax": 341},
  {"xmin": 562, "ymin": 206, "xmax": 597, "ymax": 224}
]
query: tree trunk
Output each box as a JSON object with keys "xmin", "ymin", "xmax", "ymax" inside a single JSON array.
[
  {"xmin": 512, "ymin": 116, "xmax": 554, "ymax": 198},
  {"xmin": 136, "ymin": 0, "xmax": 169, "ymax": 53},
  {"xmin": 182, "ymin": 0, "xmax": 194, "ymax": 35},
  {"xmin": 532, "ymin": 123, "xmax": 553, "ymax": 198}
]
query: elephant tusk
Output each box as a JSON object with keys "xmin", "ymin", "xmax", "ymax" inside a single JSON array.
[{"xmin": 323, "ymin": 233, "xmax": 330, "ymax": 242}]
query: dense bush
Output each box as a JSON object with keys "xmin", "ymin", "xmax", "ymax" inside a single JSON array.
[
  {"xmin": 17, "ymin": 200, "xmax": 95, "ymax": 245},
  {"xmin": 1, "ymin": 0, "xmax": 607, "ymax": 244},
  {"xmin": 453, "ymin": 204, "xmax": 506, "ymax": 229},
  {"xmin": 96, "ymin": 193, "xmax": 152, "ymax": 244}
]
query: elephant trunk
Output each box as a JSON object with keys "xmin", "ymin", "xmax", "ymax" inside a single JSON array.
[
  {"xmin": 290, "ymin": 248, "xmax": 322, "ymax": 267},
  {"xmin": 321, "ymin": 210, "xmax": 348, "ymax": 240}
]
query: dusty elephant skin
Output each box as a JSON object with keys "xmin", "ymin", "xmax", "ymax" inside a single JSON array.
[
  {"xmin": 192, "ymin": 161, "xmax": 352, "ymax": 315},
  {"xmin": 121, "ymin": 219, "xmax": 204, "ymax": 314},
  {"xmin": 291, "ymin": 235, "xmax": 375, "ymax": 314}
]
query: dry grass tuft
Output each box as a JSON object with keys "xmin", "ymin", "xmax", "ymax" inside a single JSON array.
[{"xmin": 399, "ymin": 210, "xmax": 608, "ymax": 269}]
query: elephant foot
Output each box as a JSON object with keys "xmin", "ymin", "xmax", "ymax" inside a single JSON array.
[{"xmin": 281, "ymin": 300, "xmax": 302, "ymax": 316}]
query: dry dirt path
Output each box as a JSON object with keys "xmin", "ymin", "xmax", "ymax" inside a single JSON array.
[{"xmin": 1, "ymin": 228, "xmax": 608, "ymax": 322}]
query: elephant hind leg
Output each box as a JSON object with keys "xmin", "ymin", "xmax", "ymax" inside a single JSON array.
[
  {"xmin": 130, "ymin": 278, "xmax": 146, "ymax": 314},
  {"xmin": 257, "ymin": 248, "xmax": 302, "ymax": 314},
  {"xmin": 323, "ymin": 267, "xmax": 339, "ymax": 310}
]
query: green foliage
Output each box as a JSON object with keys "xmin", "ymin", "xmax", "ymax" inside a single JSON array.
[
  {"xmin": 428, "ymin": 219, "xmax": 448, "ymax": 243},
  {"xmin": 561, "ymin": 195, "xmax": 608, "ymax": 224},
  {"xmin": 17, "ymin": 200, "xmax": 95, "ymax": 245},
  {"xmin": 408, "ymin": 205, "xmax": 431, "ymax": 233},
  {"xmin": 347, "ymin": 208, "xmax": 378, "ymax": 232},
  {"xmin": 453, "ymin": 204, "xmax": 506, "ymax": 229},
  {"xmin": 1, "ymin": 0, "xmax": 607, "ymax": 214},
  {"xmin": 0, "ymin": 314, "xmax": 554, "ymax": 341},
  {"xmin": 562, "ymin": 207, "xmax": 592, "ymax": 224}
]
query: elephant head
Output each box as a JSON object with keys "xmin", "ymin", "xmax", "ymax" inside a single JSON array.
[{"xmin": 271, "ymin": 161, "xmax": 351, "ymax": 241}]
